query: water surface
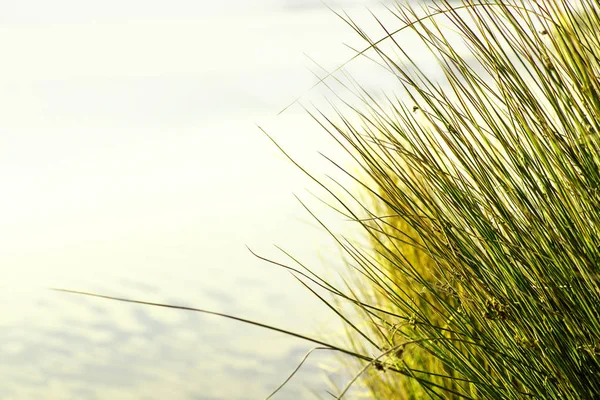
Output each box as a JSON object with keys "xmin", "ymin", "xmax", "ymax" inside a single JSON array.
[{"xmin": 0, "ymin": 1, "xmax": 436, "ymax": 398}]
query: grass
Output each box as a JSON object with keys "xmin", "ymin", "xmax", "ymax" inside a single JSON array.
[
  {"xmin": 300, "ymin": 1, "xmax": 600, "ymax": 398},
  {"xmin": 56, "ymin": 0, "xmax": 600, "ymax": 398}
]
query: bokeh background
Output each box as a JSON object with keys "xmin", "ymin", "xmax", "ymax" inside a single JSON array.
[{"xmin": 0, "ymin": 1, "xmax": 428, "ymax": 398}]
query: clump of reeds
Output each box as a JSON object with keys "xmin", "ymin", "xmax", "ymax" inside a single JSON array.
[
  {"xmin": 304, "ymin": 0, "xmax": 600, "ymax": 398},
  {"xmin": 55, "ymin": 1, "xmax": 600, "ymax": 398}
]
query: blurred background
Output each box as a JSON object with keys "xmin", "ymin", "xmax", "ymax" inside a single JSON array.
[{"xmin": 0, "ymin": 0, "xmax": 427, "ymax": 398}]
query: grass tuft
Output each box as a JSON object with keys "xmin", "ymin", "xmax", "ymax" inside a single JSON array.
[
  {"xmin": 55, "ymin": 1, "xmax": 600, "ymax": 398},
  {"xmin": 301, "ymin": 1, "xmax": 600, "ymax": 398}
]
